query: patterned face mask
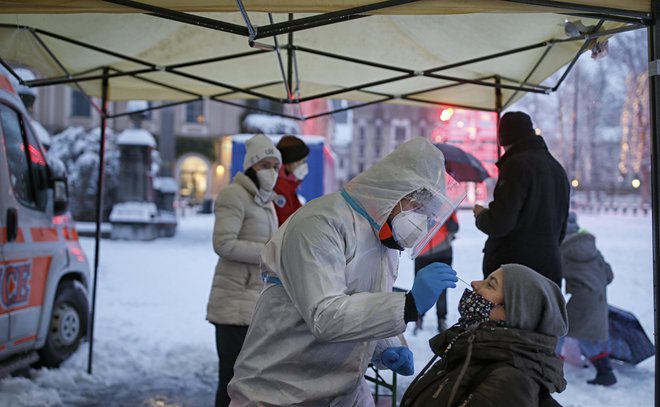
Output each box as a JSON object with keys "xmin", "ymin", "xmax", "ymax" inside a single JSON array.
[{"xmin": 457, "ymin": 288, "xmax": 496, "ymax": 325}]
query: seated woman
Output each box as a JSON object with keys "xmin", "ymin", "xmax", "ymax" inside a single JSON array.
[{"xmin": 401, "ymin": 263, "xmax": 568, "ymax": 407}]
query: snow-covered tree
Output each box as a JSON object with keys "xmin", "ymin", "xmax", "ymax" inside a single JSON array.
[
  {"xmin": 242, "ymin": 113, "xmax": 300, "ymax": 135},
  {"xmin": 513, "ymin": 29, "xmax": 648, "ymax": 205},
  {"xmin": 49, "ymin": 126, "xmax": 120, "ymax": 221},
  {"xmin": 611, "ymin": 30, "xmax": 651, "ymax": 207}
]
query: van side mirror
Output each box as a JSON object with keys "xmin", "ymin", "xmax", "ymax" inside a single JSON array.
[{"xmin": 47, "ymin": 157, "xmax": 69, "ymax": 216}]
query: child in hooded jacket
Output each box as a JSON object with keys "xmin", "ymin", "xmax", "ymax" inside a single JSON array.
[{"xmin": 560, "ymin": 211, "xmax": 616, "ymax": 386}]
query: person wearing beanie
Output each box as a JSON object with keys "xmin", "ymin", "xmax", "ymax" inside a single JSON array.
[
  {"xmin": 473, "ymin": 111, "xmax": 570, "ymax": 286},
  {"xmin": 206, "ymin": 133, "xmax": 281, "ymax": 407},
  {"xmin": 560, "ymin": 212, "xmax": 617, "ymax": 386},
  {"xmin": 273, "ymin": 135, "xmax": 311, "ymax": 225},
  {"xmin": 402, "ymin": 263, "xmax": 568, "ymax": 407}
]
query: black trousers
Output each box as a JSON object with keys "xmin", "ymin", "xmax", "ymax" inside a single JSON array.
[
  {"xmin": 414, "ymin": 248, "xmax": 453, "ymax": 322},
  {"xmin": 214, "ymin": 324, "xmax": 249, "ymax": 407}
]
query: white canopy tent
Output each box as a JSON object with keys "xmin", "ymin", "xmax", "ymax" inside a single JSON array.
[
  {"xmin": 0, "ymin": 2, "xmax": 658, "ymax": 403},
  {"xmin": 0, "ymin": 1, "xmax": 649, "ymax": 116}
]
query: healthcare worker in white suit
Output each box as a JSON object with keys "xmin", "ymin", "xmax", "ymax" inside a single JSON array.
[{"xmin": 228, "ymin": 137, "xmax": 464, "ymax": 406}]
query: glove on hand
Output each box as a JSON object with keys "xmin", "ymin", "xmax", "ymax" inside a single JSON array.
[
  {"xmin": 411, "ymin": 262, "xmax": 458, "ymax": 314},
  {"xmin": 381, "ymin": 347, "xmax": 414, "ymax": 376}
]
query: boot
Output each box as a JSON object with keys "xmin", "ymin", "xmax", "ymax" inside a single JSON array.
[
  {"xmin": 438, "ymin": 318, "xmax": 448, "ymax": 333},
  {"xmin": 413, "ymin": 317, "xmax": 423, "ymax": 336},
  {"xmin": 587, "ymin": 356, "xmax": 617, "ymax": 386}
]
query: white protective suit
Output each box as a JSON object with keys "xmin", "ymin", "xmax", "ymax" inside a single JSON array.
[{"xmin": 228, "ymin": 137, "xmax": 447, "ymax": 407}]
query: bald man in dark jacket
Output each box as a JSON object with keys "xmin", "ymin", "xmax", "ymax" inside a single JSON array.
[{"xmin": 473, "ymin": 112, "xmax": 570, "ymax": 286}]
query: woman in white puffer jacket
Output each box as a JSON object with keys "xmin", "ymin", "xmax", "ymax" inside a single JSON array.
[{"xmin": 206, "ymin": 134, "xmax": 281, "ymax": 407}]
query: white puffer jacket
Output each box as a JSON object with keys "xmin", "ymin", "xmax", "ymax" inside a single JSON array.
[{"xmin": 206, "ymin": 172, "xmax": 278, "ymax": 326}]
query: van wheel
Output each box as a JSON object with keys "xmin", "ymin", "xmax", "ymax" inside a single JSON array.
[{"xmin": 38, "ymin": 280, "xmax": 89, "ymax": 368}]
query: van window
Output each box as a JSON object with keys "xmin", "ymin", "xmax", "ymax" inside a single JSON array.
[{"xmin": 0, "ymin": 104, "xmax": 49, "ymax": 211}]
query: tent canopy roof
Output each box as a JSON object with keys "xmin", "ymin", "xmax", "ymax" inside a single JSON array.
[
  {"xmin": 0, "ymin": 1, "xmax": 649, "ymax": 116},
  {"xmin": 0, "ymin": 1, "xmax": 650, "ymax": 14}
]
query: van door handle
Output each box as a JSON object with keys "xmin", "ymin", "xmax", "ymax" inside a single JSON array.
[{"xmin": 6, "ymin": 208, "xmax": 17, "ymax": 242}]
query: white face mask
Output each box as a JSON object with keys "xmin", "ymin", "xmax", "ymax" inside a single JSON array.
[
  {"xmin": 256, "ymin": 168, "xmax": 278, "ymax": 192},
  {"xmin": 391, "ymin": 206, "xmax": 428, "ymax": 248},
  {"xmin": 293, "ymin": 162, "xmax": 309, "ymax": 181}
]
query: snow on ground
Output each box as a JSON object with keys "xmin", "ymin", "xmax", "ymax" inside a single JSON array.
[
  {"xmin": 396, "ymin": 211, "xmax": 655, "ymax": 407},
  {"xmin": 0, "ymin": 210, "xmax": 654, "ymax": 406}
]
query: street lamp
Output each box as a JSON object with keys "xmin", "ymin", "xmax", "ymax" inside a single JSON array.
[
  {"xmin": 632, "ymin": 178, "xmax": 641, "ymax": 189},
  {"xmin": 571, "ymin": 178, "xmax": 580, "ymax": 188}
]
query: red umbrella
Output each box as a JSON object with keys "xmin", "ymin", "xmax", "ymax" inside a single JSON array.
[{"xmin": 434, "ymin": 143, "xmax": 490, "ymax": 183}]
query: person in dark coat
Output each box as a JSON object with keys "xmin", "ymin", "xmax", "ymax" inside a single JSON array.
[
  {"xmin": 473, "ymin": 111, "xmax": 570, "ymax": 286},
  {"xmin": 401, "ymin": 264, "xmax": 568, "ymax": 407},
  {"xmin": 413, "ymin": 212, "xmax": 459, "ymax": 334},
  {"xmin": 560, "ymin": 211, "xmax": 616, "ymax": 386},
  {"xmin": 273, "ymin": 135, "xmax": 310, "ymax": 225}
]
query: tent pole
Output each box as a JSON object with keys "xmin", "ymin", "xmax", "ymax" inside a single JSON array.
[
  {"xmin": 287, "ymin": 13, "xmax": 294, "ymax": 102},
  {"xmin": 495, "ymin": 76, "xmax": 503, "ymax": 160},
  {"xmin": 87, "ymin": 67, "xmax": 109, "ymax": 375},
  {"xmin": 648, "ymin": 2, "xmax": 660, "ymax": 406}
]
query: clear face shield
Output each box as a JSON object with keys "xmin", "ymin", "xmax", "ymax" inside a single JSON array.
[{"xmin": 399, "ymin": 173, "xmax": 467, "ymax": 259}]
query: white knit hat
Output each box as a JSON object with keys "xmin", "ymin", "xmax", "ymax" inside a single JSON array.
[{"xmin": 243, "ymin": 134, "xmax": 282, "ymax": 170}]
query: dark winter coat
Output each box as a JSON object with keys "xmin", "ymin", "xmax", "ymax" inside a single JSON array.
[
  {"xmin": 401, "ymin": 323, "xmax": 566, "ymax": 407},
  {"xmin": 476, "ymin": 136, "xmax": 570, "ymax": 285},
  {"xmin": 560, "ymin": 231, "xmax": 614, "ymax": 341}
]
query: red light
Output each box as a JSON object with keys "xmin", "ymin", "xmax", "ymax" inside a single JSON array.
[
  {"xmin": 52, "ymin": 215, "xmax": 66, "ymax": 224},
  {"xmin": 0, "ymin": 75, "xmax": 16, "ymax": 95},
  {"xmin": 28, "ymin": 144, "xmax": 46, "ymax": 166}
]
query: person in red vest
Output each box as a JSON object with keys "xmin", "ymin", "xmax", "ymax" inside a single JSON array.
[
  {"xmin": 414, "ymin": 211, "xmax": 459, "ymax": 333},
  {"xmin": 274, "ymin": 135, "xmax": 310, "ymax": 225}
]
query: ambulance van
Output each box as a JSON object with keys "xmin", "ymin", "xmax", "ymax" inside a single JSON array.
[{"xmin": 0, "ymin": 69, "xmax": 90, "ymax": 375}]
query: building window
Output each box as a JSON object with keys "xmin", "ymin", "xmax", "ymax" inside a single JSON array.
[
  {"xmin": 358, "ymin": 126, "xmax": 366, "ymax": 141},
  {"xmin": 419, "ymin": 122, "xmax": 427, "ymax": 138},
  {"xmin": 394, "ymin": 125, "xmax": 407, "ymax": 147},
  {"xmin": 71, "ymin": 90, "xmax": 91, "ymax": 117},
  {"xmin": 358, "ymin": 144, "xmax": 365, "ymax": 158},
  {"xmin": 375, "ymin": 124, "xmax": 382, "ymax": 143},
  {"xmin": 358, "ymin": 163, "xmax": 365, "ymax": 173},
  {"xmin": 186, "ymin": 100, "xmax": 205, "ymax": 124},
  {"xmin": 178, "ymin": 155, "xmax": 209, "ymax": 204}
]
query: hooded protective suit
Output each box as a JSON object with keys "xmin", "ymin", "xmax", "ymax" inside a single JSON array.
[{"xmin": 228, "ymin": 137, "xmax": 447, "ymax": 406}]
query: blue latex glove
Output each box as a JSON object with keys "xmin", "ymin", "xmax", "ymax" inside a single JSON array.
[
  {"xmin": 381, "ymin": 347, "xmax": 414, "ymax": 376},
  {"xmin": 411, "ymin": 262, "xmax": 458, "ymax": 314}
]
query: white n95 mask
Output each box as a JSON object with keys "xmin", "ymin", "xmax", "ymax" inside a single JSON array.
[
  {"xmin": 293, "ymin": 163, "xmax": 309, "ymax": 181},
  {"xmin": 392, "ymin": 209, "xmax": 428, "ymax": 248},
  {"xmin": 256, "ymin": 168, "xmax": 278, "ymax": 192}
]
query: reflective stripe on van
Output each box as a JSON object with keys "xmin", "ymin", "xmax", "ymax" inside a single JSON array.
[
  {"xmin": 0, "ymin": 228, "xmax": 26, "ymax": 244},
  {"xmin": 30, "ymin": 227, "xmax": 58, "ymax": 242}
]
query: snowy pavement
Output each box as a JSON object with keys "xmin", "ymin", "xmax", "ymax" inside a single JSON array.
[{"xmin": 0, "ymin": 210, "xmax": 654, "ymax": 406}]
